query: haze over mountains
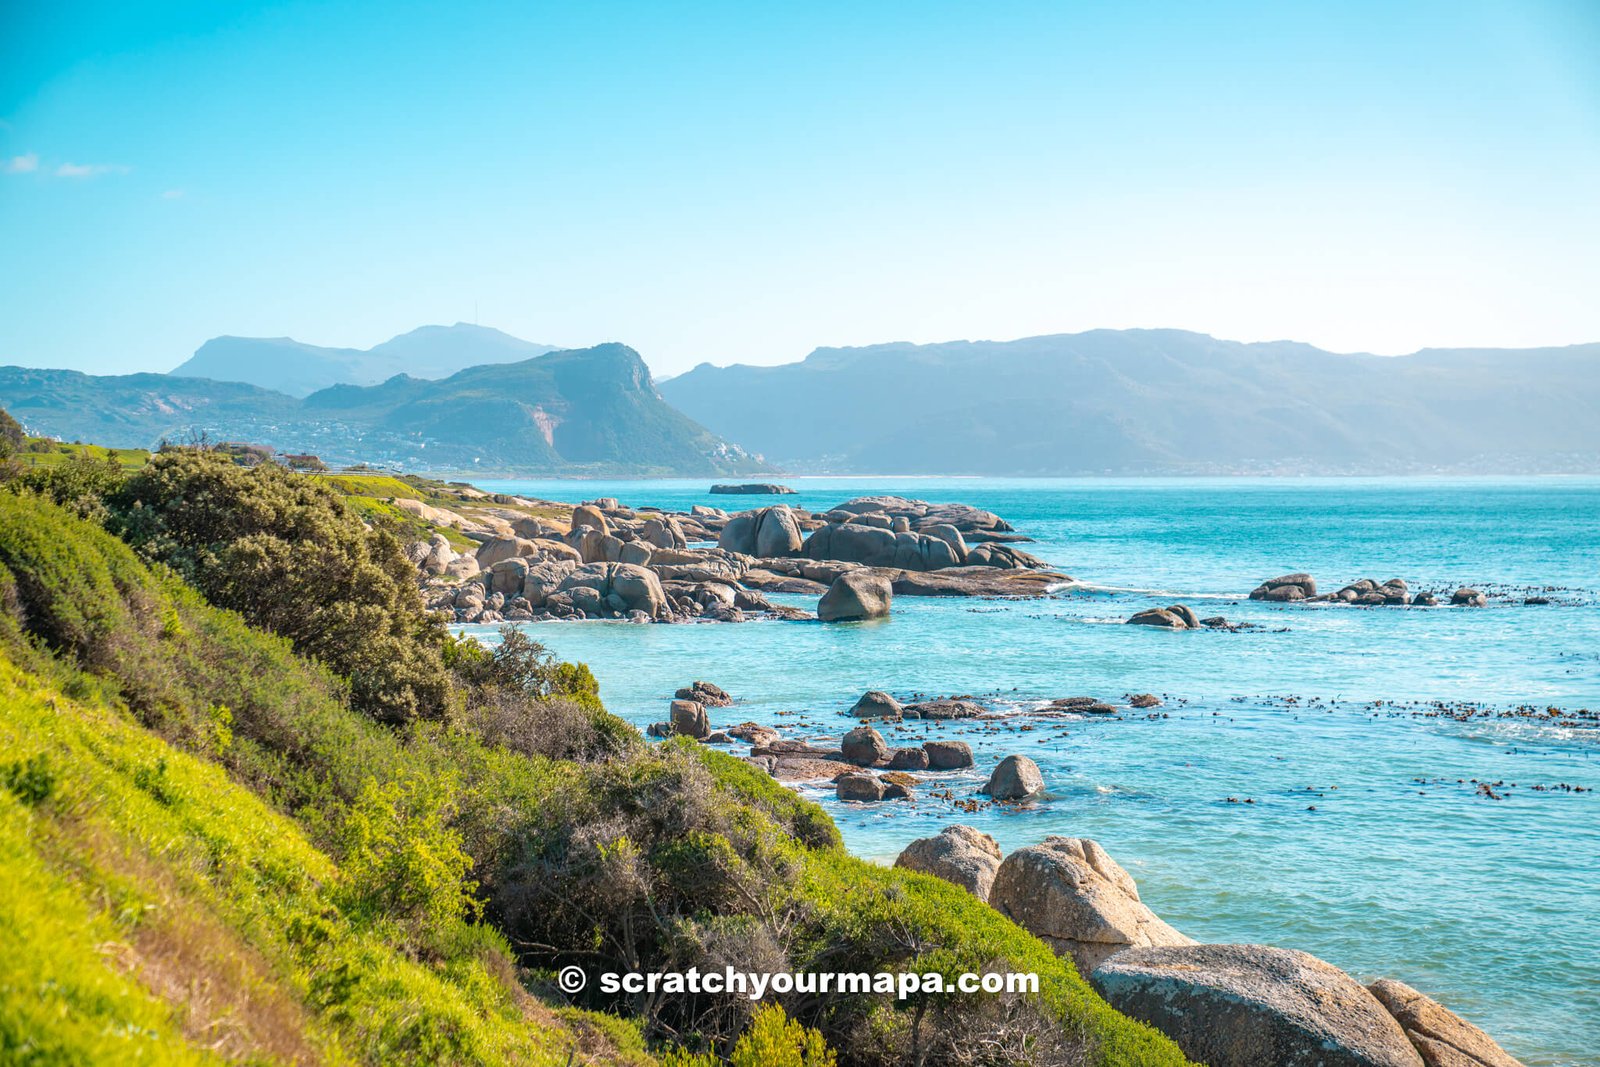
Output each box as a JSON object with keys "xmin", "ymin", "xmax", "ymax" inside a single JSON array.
[
  {"xmin": 661, "ymin": 329, "xmax": 1600, "ymax": 474},
  {"xmin": 4, "ymin": 325, "xmax": 1599, "ymax": 475},
  {"xmin": 170, "ymin": 323, "xmax": 558, "ymax": 396}
]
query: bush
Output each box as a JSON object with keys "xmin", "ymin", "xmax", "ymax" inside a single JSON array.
[{"xmin": 107, "ymin": 450, "xmax": 451, "ymax": 723}]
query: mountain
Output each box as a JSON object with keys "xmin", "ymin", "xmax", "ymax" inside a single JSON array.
[
  {"xmin": 1, "ymin": 343, "xmax": 769, "ymax": 476},
  {"xmin": 170, "ymin": 323, "xmax": 558, "ymax": 396},
  {"xmin": 659, "ymin": 329, "xmax": 1600, "ymax": 474}
]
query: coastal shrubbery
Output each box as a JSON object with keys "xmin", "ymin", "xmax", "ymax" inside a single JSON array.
[{"xmin": 0, "ymin": 420, "xmax": 1189, "ymax": 1066}]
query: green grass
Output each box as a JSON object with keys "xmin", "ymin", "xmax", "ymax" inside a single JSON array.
[{"xmin": 14, "ymin": 438, "xmax": 150, "ymax": 469}]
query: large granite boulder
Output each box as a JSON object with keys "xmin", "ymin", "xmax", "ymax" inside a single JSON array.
[
  {"xmin": 520, "ymin": 560, "xmax": 577, "ymax": 607},
  {"xmin": 421, "ymin": 533, "xmax": 455, "ymax": 576},
  {"xmin": 639, "ymin": 516, "xmax": 687, "ymax": 550},
  {"xmin": 1366, "ymin": 979, "xmax": 1524, "ymax": 1067},
  {"xmin": 1451, "ymin": 587, "xmax": 1488, "ymax": 607},
  {"xmin": 836, "ymin": 773, "xmax": 886, "ymax": 802},
  {"xmin": 989, "ymin": 837, "xmax": 1192, "ymax": 975},
  {"xmin": 981, "ymin": 754, "xmax": 1045, "ymax": 800},
  {"xmin": 669, "ymin": 699, "xmax": 709, "ymax": 739},
  {"xmin": 818, "ymin": 572, "xmax": 893, "ymax": 622},
  {"xmin": 718, "ymin": 506, "xmax": 803, "ymax": 557},
  {"xmin": 477, "ymin": 536, "xmax": 541, "ymax": 568},
  {"xmin": 1092, "ymin": 944, "xmax": 1425, "ymax": 1067},
  {"xmin": 570, "ymin": 503, "xmax": 609, "ymax": 535},
  {"xmin": 557, "ymin": 562, "xmax": 670, "ymax": 619},
  {"xmin": 1127, "ymin": 606, "xmax": 1196, "ymax": 629},
  {"xmin": 804, "ymin": 522, "xmax": 972, "ymax": 571},
  {"xmin": 841, "ymin": 725, "xmax": 888, "ymax": 766},
  {"xmin": 1250, "ymin": 573, "xmax": 1318, "ymax": 601},
  {"xmin": 894, "ymin": 825, "xmax": 1003, "ymax": 901},
  {"xmin": 923, "ymin": 740, "xmax": 974, "ymax": 769},
  {"xmin": 675, "ymin": 680, "xmax": 732, "ymax": 707},
  {"xmin": 850, "ymin": 690, "xmax": 904, "ymax": 718}
]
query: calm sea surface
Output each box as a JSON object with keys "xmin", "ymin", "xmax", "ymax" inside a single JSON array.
[{"xmin": 468, "ymin": 477, "xmax": 1600, "ymax": 1066}]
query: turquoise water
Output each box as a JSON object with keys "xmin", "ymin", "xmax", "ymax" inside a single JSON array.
[{"xmin": 470, "ymin": 477, "xmax": 1600, "ymax": 1066}]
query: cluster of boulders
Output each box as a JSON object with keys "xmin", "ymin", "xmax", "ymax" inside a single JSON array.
[
  {"xmin": 895, "ymin": 828, "xmax": 1526, "ymax": 1067},
  {"xmin": 645, "ymin": 681, "xmax": 736, "ymax": 741},
  {"xmin": 414, "ymin": 493, "xmax": 1067, "ymax": 625},
  {"xmin": 848, "ymin": 690, "xmax": 987, "ymax": 720},
  {"xmin": 1126, "ymin": 603, "xmax": 1236, "ymax": 629},
  {"xmin": 1250, "ymin": 573, "xmax": 1494, "ymax": 609},
  {"xmin": 709, "ymin": 483, "xmax": 796, "ymax": 495}
]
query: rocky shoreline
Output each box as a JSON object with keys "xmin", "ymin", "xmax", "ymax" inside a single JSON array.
[{"xmin": 406, "ymin": 492, "xmax": 1071, "ymax": 625}]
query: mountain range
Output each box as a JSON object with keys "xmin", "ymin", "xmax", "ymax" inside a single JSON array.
[
  {"xmin": 1, "ymin": 341, "xmax": 768, "ymax": 476},
  {"xmin": 660, "ymin": 329, "xmax": 1600, "ymax": 474},
  {"xmin": 170, "ymin": 323, "xmax": 557, "ymax": 396}
]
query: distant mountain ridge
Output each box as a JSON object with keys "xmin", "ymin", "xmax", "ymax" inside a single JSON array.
[
  {"xmin": 2, "ymin": 343, "xmax": 767, "ymax": 476},
  {"xmin": 171, "ymin": 323, "xmax": 558, "ymax": 396},
  {"xmin": 660, "ymin": 329, "xmax": 1600, "ymax": 474}
]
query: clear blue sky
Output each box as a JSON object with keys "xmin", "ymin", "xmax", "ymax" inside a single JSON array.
[{"xmin": 2, "ymin": 0, "xmax": 1598, "ymax": 378}]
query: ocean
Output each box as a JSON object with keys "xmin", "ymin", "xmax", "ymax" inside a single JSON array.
[{"xmin": 466, "ymin": 476, "xmax": 1600, "ymax": 1066}]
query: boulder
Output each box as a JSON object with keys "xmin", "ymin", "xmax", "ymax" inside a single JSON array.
[
  {"xmin": 488, "ymin": 557, "xmax": 530, "ymax": 596},
  {"xmin": 557, "ymin": 562, "xmax": 671, "ymax": 620},
  {"xmin": 520, "ymin": 560, "xmax": 577, "ymax": 607},
  {"xmin": 887, "ymin": 747, "xmax": 931, "ymax": 770},
  {"xmin": 1366, "ymin": 979, "xmax": 1524, "ymax": 1067},
  {"xmin": 640, "ymin": 516, "xmax": 687, "ymax": 550},
  {"xmin": 1092, "ymin": 944, "xmax": 1425, "ymax": 1067},
  {"xmin": 477, "ymin": 536, "xmax": 542, "ymax": 568},
  {"xmin": 1168, "ymin": 603, "xmax": 1201, "ymax": 628},
  {"xmin": 618, "ymin": 541, "xmax": 654, "ymax": 566},
  {"xmin": 850, "ymin": 690, "xmax": 904, "ymax": 718},
  {"xmin": 894, "ymin": 825, "xmax": 1003, "ymax": 901},
  {"xmin": 981, "ymin": 755, "xmax": 1045, "ymax": 800},
  {"xmin": 444, "ymin": 554, "xmax": 481, "ymax": 580},
  {"xmin": 710, "ymin": 483, "xmax": 796, "ymax": 495},
  {"xmin": 421, "ymin": 533, "xmax": 455, "ymax": 575},
  {"xmin": 669, "ymin": 699, "xmax": 709, "ymax": 739},
  {"xmin": 990, "ymin": 837, "xmax": 1192, "ymax": 974},
  {"xmin": 675, "ymin": 681, "xmax": 733, "ymax": 707},
  {"xmin": 570, "ymin": 504, "xmax": 609, "ymax": 535},
  {"xmin": 1451, "ymin": 587, "xmax": 1488, "ymax": 607},
  {"xmin": 1127, "ymin": 607, "xmax": 1194, "ymax": 629},
  {"xmin": 836, "ymin": 773, "xmax": 886, "ymax": 802},
  {"xmin": 841, "ymin": 725, "xmax": 888, "ymax": 766},
  {"xmin": 903, "ymin": 698, "xmax": 984, "ymax": 720},
  {"xmin": 726, "ymin": 722, "xmax": 780, "ymax": 747},
  {"xmin": 818, "ymin": 572, "xmax": 893, "ymax": 622},
  {"xmin": 1250, "ymin": 573, "xmax": 1317, "ymax": 601},
  {"xmin": 924, "ymin": 740, "xmax": 974, "ymax": 770},
  {"xmin": 718, "ymin": 506, "xmax": 803, "ymax": 557}
]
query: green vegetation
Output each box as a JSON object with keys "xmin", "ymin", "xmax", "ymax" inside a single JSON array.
[{"xmin": 0, "ymin": 413, "xmax": 1189, "ymax": 1066}]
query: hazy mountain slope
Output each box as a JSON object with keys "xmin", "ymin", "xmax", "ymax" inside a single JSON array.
[
  {"xmin": 2, "ymin": 344, "xmax": 769, "ymax": 475},
  {"xmin": 171, "ymin": 323, "xmax": 557, "ymax": 396},
  {"xmin": 661, "ymin": 329, "xmax": 1600, "ymax": 474}
]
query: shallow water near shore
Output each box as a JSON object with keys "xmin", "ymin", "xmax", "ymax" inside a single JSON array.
[{"xmin": 468, "ymin": 476, "xmax": 1600, "ymax": 1066}]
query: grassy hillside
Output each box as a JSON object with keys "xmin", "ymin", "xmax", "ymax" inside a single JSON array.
[{"xmin": 0, "ymin": 454, "xmax": 1190, "ymax": 1066}]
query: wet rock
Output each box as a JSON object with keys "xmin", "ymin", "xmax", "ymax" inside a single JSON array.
[
  {"xmin": 704, "ymin": 731, "xmax": 731, "ymax": 744},
  {"xmin": 887, "ymin": 747, "xmax": 931, "ymax": 770},
  {"xmin": 841, "ymin": 725, "xmax": 889, "ymax": 766},
  {"xmin": 1128, "ymin": 606, "xmax": 1196, "ymax": 629},
  {"xmin": 1250, "ymin": 573, "xmax": 1317, "ymax": 601},
  {"xmin": 850, "ymin": 690, "xmax": 904, "ymax": 718},
  {"xmin": 818, "ymin": 571, "xmax": 893, "ymax": 622},
  {"xmin": 710, "ymin": 483, "xmax": 796, "ymax": 495},
  {"xmin": 1366, "ymin": 978, "xmax": 1525, "ymax": 1067},
  {"xmin": 1092, "ymin": 944, "xmax": 1425, "ymax": 1067},
  {"xmin": 1452, "ymin": 587, "xmax": 1488, "ymax": 607},
  {"xmin": 924, "ymin": 740, "xmax": 975, "ymax": 770},
  {"xmin": 990, "ymin": 836, "xmax": 1193, "ymax": 974},
  {"xmin": 904, "ymin": 698, "xmax": 986, "ymax": 720},
  {"xmin": 1129, "ymin": 693, "xmax": 1162, "ymax": 708},
  {"xmin": 726, "ymin": 722, "xmax": 780, "ymax": 747},
  {"xmin": 770, "ymin": 757, "xmax": 852, "ymax": 783},
  {"xmin": 981, "ymin": 755, "xmax": 1045, "ymax": 800},
  {"xmin": 881, "ymin": 781, "xmax": 914, "ymax": 800},
  {"xmin": 895, "ymin": 825, "xmax": 1003, "ymax": 901},
  {"xmin": 836, "ymin": 773, "xmax": 887, "ymax": 802}
]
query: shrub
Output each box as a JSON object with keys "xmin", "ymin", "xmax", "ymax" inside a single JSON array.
[{"xmin": 107, "ymin": 450, "xmax": 452, "ymax": 723}]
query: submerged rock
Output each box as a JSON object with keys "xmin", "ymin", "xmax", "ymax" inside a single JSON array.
[
  {"xmin": 990, "ymin": 836, "xmax": 1193, "ymax": 974},
  {"xmin": 1250, "ymin": 573, "xmax": 1317, "ymax": 601},
  {"xmin": 1093, "ymin": 944, "xmax": 1425, "ymax": 1067},
  {"xmin": 895, "ymin": 825, "xmax": 1004, "ymax": 901}
]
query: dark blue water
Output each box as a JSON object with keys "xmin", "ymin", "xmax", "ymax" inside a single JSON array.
[{"xmin": 470, "ymin": 477, "xmax": 1600, "ymax": 1065}]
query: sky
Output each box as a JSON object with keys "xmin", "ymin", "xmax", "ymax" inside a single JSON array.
[{"xmin": 2, "ymin": 0, "xmax": 1598, "ymax": 379}]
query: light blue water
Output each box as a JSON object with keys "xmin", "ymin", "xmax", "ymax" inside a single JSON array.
[{"xmin": 471, "ymin": 477, "xmax": 1600, "ymax": 1066}]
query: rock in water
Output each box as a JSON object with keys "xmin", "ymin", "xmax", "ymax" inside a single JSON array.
[
  {"xmin": 989, "ymin": 836, "xmax": 1192, "ymax": 974},
  {"xmin": 1092, "ymin": 944, "xmax": 1426, "ymax": 1067},
  {"xmin": 836, "ymin": 773, "xmax": 886, "ymax": 802},
  {"xmin": 981, "ymin": 754, "xmax": 1045, "ymax": 799},
  {"xmin": 1366, "ymin": 979, "xmax": 1525, "ymax": 1067},
  {"xmin": 818, "ymin": 572, "xmax": 893, "ymax": 622},
  {"xmin": 710, "ymin": 483, "xmax": 796, "ymax": 494},
  {"xmin": 895, "ymin": 825, "xmax": 1004, "ymax": 901},
  {"xmin": 850, "ymin": 689, "xmax": 904, "ymax": 718},
  {"xmin": 675, "ymin": 680, "xmax": 733, "ymax": 707},
  {"xmin": 924, "ymin": 740, "xmax": 974, "ymax": 769},
  {"xmin": 1451, "ymin": 587, "xmax": 1488, "ymax": 607},
  {"xmin": 718, "ymin": 505, "xmax": 804, "ymax": 556},
  {"xmin": 1250, "ymin": 573, "xmax": 1317, "ymax": 601},
  {"xmin": 1127, "ymin": 606, "xmax": 1197, "ymax": 629},
  {"xmin": 669, "ymin": 699, "xmax": 709, "ymax": 739},
  {"xmin": 841, "ymin": 725, "xmax": 888, "ymax": 766}
]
